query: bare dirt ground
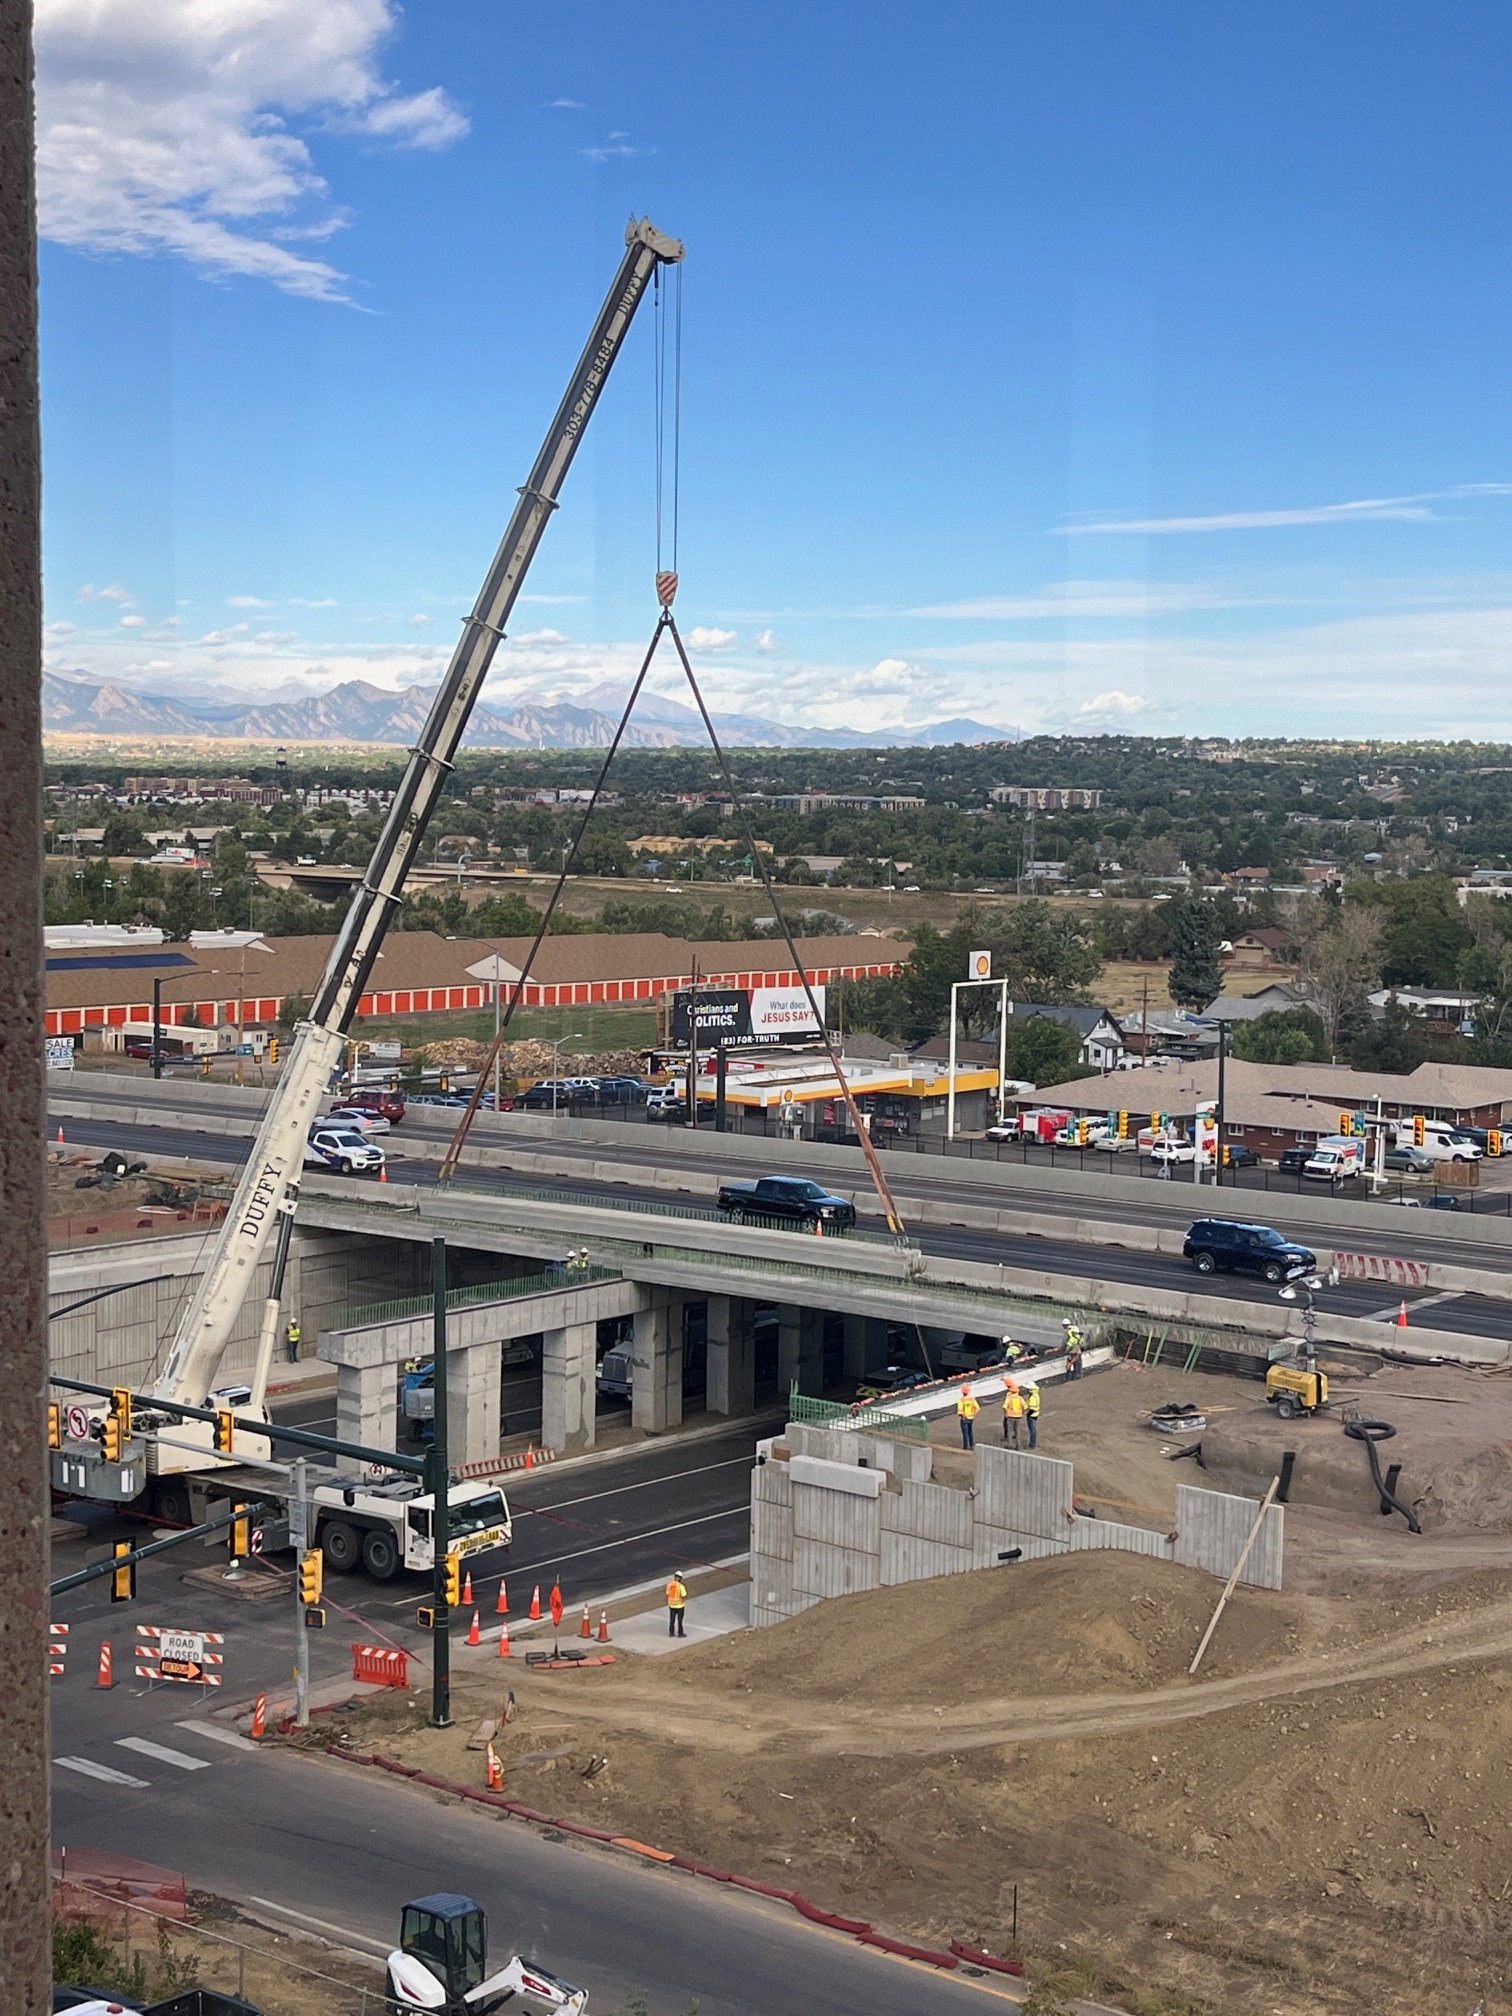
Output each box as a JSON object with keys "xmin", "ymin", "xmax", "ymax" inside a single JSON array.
[{"xmin": 306, "ymin": 1360, "xmax": 1512, "ymax": 2016}]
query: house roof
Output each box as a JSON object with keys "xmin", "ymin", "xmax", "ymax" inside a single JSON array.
[
  {"xmin": 1235, "ymin": 926, "xmax": 1291, "ymax": 949},
  {"xmin": 1022, "ymin": 1054, "xmax": 1512, "ymax": 1118},
  {"xmin": 1003, "ymin": 1003, "xmax": 1110, "ymax": 1038},
  {"xmin": 1201, "ymin": 981, "xmax": 1320, "ymax": 1023},
  {"xmin": 472, "ymin": 932, "xmax": 907, "ymax": 987}
]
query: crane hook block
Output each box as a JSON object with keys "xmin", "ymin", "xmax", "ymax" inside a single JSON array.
[
  {"xmin": 626, "ymin": 215, "xmax": 685, "ymax": 263},
  {"xmin": 656, "ymin": 570, "xmax": 679, "ymax": 608}
]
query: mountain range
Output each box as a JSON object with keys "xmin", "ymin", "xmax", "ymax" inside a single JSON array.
[{"xmin": 41, "ymin": 670, "xmax": 1020, "ymax": 750}]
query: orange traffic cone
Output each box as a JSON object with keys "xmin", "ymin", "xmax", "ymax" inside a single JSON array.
[
  {"xmin": 486, "ymin": 1741, "xmax": 503, "ymax": 1791},
  {"xmin": 1397, "ymin": 1299, "xmax": 1409, "ymax": 1328},
  {"xmin": 56, "ymin": 1124, "xmax": 65, "ymax": 1149},
  {"xmin": 498, "ymin": 1621, "xmax": 512, "ymax": 1658},
  {"xmin": 462, "ymin": 1569, "xmax": 473, "ymax": 1607},
  {"xmin": 466, "ymin": 1610, "xmax": 481, "ymax": 1647},
  {"xmin": 529, "ymin": 1584, "xmax": 541, "ymax": 1620},
  {"xmin": 379, "ymin": 1163, "xmax": 388, "ymax": 1183},
  {"xmin": 496, "ymin": 1578, "xmax": 509, "ymax": 1615},
  {"xmin": 597, "ymin": 1609, "xmax": 610, "ymax": 1644},
  {"xmin": 96, "ymin": 1640, "xmax": 114, "ymax": 1689},
  {"xmin": 524, "ymin": 1447, "xmax": 534, "ymax": 1470},
  {"xmin": 579, "ymin": 1603, "xmax": 591, "ymax": 1639},
  {"xmin": 250, "ymin": 1692, "xmax": 267, "ymax": 1740}
]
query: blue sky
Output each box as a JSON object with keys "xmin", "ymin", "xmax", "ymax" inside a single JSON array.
[{"xmin": 35, "ymin": 2, "xmax": 1512, "ymax": 738}]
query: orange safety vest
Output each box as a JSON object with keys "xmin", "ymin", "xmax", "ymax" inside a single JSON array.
[
  {"xmin": 666, "ymin": 1578, "xmax": 687, "ymax": 1610},
  {"xmin": 1003, "ymin": 1390, "xmax": 1027, "ymax": 1418},
  {"xmin": 956, "ymin": 1391, "xmax": 980, "ymax": 1419}
]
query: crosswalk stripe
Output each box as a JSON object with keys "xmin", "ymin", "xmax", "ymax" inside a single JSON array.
[
  {"xmin": 116, "ymin": 1736, "xmax": 212, "ymax": 1771},
  {"xmin": 176, "ymin": 1718, "xmax": 259, "ymax": 1753},
  {"xmin": 56, "ymin": 1755, "xmax": 150, "ymax": 1788}
]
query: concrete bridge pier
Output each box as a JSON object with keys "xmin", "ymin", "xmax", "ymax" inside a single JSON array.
[
  {"xmin": 337, "ymin": 1362, "xmax": 397, "ymax": 1455},
  {"xmin": 843, "ymin": 1314, "xmax": 889, "ymax": 1380},
  {"xmin": 447, "ymin": 1342, "xmax": 501, "ymax": 1468},
  {"xmin": 542, "ymin": 1319, "xmax": 598, "ymax": 1452},
  {"xmin": 632, "ymin": 1290, "xmax": 685, "ymax": 1434},
  {"xmin": 779, "ymin": 1304, "xmax": 826, "ymax": 1395},
  {"xmin": 706, "ymin": 1294, "xmax": 757, "ymax": 1417}
]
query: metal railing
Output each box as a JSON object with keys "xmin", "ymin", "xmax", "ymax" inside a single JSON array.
[
  {"xmin": 787, "ymin": 1385, "xmax": 931, "ymax": 1441},
  {"xmin": 336, "ymin": 1261, "xmax": 620, "ymax": 1332}
]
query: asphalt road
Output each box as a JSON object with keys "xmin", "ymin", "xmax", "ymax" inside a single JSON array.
[{"xmin": 51, "ymin": 1108, "xmax": 1512, "ymax": 1344}]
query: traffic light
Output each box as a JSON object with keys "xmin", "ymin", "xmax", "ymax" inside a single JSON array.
[
  {"xmin": 1490, "ymin": 1129, "xmax": 1504, "ymax": 1157},
  {"xmin": 268, "ymin": 1037, "xmax": 280, "ymax": 1064},
  {"xmin": 1339, "ymin": 1112, "xmax": 1354, "ymax": 1136},
  {"xmin": 1076, "ymin": 1118, "xmax": 1090, "ymax": 1146},
  {"xmin": 48, "ymin": 1403, "xmax": 62, "ymax": 1450},
  {"xmin": 230, "ymin": 1503, "xmax": 250, "ymax": 1559},
  {"xmin": 110, "ymin": 1539, "xmax": 136, "ymax": 1604},
  {"xmin": 443, "ymin": 1552, "xmax": 461, "ymax": 1608},
  {"xmin": 1413, "ymin": 1114, "xmax": 1426, "ymax": 1147},
  {"xmin": 439, "ymin": 1072, "xmax": 450, "ymax": 1094},
  {"xmin": 102, "ymin": 1389, "xmax": 130, "ymax": 1464},
  {"xmin": 1222, "ymin": 1144, "xmax": 1232, "ymax": 1166},
  {"xmin": 1118, "ymin": 1110, "xmax": 1129, "ymax": 1138},
  {"xmin": 214, "ymin": 1407, "xmax": 236, "ymax": 1454},
  {"xmin": 298, "ymin": 1550, "xmax": 323, "ymax": 1607}
]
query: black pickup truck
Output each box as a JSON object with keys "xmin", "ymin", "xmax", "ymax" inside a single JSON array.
[{"xmin": 715, "ymin": 1175, "xmax": 857, "ymax": 1230}]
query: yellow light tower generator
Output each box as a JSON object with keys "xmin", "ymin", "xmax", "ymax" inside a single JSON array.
[{"xmin": 1266, "ymin": 1360, "xmax": 1330, "ymax": 1420}]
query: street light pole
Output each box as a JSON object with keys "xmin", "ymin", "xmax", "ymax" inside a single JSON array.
[
  {"xmin": 152, "ymin": 975, "xmax": 162, "ymax": 1080},
  {"xmin": 429, "ymin": 1235, "xmax": 452, "ymax": 1729}
]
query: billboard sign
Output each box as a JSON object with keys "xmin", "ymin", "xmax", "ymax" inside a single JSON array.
[{"xmin": 670, "ymin": 984, "xmax": 826, "ymax": 1048}]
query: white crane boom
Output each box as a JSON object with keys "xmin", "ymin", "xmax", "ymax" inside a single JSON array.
[{"xmin": 152, "ymin": 218, "xmax": 684, "ymax": 1414}]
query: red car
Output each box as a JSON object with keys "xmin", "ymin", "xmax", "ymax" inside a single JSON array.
[{"xmin": 334, "ymin": 1089, "xmax": 406, "ymax": 1124}]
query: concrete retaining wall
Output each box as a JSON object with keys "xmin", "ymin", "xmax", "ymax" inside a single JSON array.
[{"xmin": 749, "ymin": 1421, "xmax": 1283, "ymax": 1628}]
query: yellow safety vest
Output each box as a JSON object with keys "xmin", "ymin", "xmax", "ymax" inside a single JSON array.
[
  {"xmin": 1004, "ymin": 1391, "xmax": 1027, "ymax": 1418},
  {"xmin": 1026, "ymin": 1386, "xmax": 1041, "ymax": 1416},
  {"xmin": 957, "ymin": 1392, "xmax": 980, "ymax": 1419},
  {"xmin": 287, "ymin": 1322, "xmax": 301, "ymax": 1342}
]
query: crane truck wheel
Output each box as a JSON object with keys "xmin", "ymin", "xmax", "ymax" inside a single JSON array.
[
  {"xmin": 321, "ymin": 1520, "xmax": 360, "ymax": 1573},
  {"xmin": 153, "ymin": 1481, "xmax": 193, "ymax": 1526},
  {"xmin": 362, "ymin": 1529, "xmax": 400, "ymax": 1581}
]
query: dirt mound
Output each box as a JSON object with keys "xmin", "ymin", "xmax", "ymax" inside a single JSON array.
[{"xmin": 414, "ymin": 1036, "xmax": 647, "ymax": 1079}]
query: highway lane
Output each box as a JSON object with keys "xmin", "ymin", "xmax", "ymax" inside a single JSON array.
[
  {"xmin": 52, "ymin": 1074, "xmax": 1512, "ymax": 1267},
  {"xmin": 51, "ymin": 1109, "xmax": 1512, "ymax": 1344}
]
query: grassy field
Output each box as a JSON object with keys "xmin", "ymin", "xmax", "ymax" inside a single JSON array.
[{"xmin": 355, "ymin": 1003, "xmax": 657, "ymax": 1055}]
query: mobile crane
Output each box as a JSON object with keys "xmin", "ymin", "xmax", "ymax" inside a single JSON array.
[{"xmin": 52, "ymin": 219, "xmax": 685, "ymax": 1545}]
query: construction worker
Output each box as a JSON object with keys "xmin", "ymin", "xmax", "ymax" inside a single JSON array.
[
  {"xmin": 1063, "ymin": 1318, "xmax": 1084, "ymax": 1379},
  {"xmin": 285, "ymin": 1318, "xmax": 301, "ymax": 1364},
  {"xmin": 956, "ymin": 1383, "xmax": 981, "ymax": 1450},
  {"xmin": 1002, "ymin": 1381, "xmax": 1027, "ymax": 1448},
  {"xmin": 1025, "ymin": 1381, "xmax": 1042, "ymax": 1449},
  {"xmin": 666, "ymin": 1571, "xmax": 688, "ymax": 1638}
]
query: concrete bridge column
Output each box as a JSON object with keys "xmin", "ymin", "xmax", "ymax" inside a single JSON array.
[
  {"xmin": 633, "ymin": 1291, "xmax": 684, "ymax": 1434},
  {"xmin": 447, "ymin": 1343, "xmax": 501, "ymax": 1468},
  {"xmin": 778, "ymin": 1304, "xmax": 825, "ymax": 1397},
  {"xmin": 542, "ymin": 1320, "xmax": 597, "ymax": 1453},
  {"xmin": 843, "ymin": 1314, "xmax": 889, "ymax": 1380},
  {"xmin": 337, "ymin": 1362, "xmax": 396, "ymax": 1454},
  {"xmin": 706, "ymin": 1294, "xmax": 756, "ymax": 1417}
]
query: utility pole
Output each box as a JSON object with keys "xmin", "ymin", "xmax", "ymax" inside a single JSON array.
[
  {"xmin": 1215, "ymin": 1020, "xmax": 1227, "ymax": 1187},
  {"xmin": 152, "ymin": 974, "xmax": 163, "ymax": 1079},
  {"xmin": 292, "ymin": 1456, "xmax": 310, "ymax": 1728},
  {"xmin": 429, "ymin": 1235, "xmax": 451, "ymax": 1729}
]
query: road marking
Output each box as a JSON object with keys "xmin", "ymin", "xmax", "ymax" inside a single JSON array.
[
  {"xmin": 1367, "ymin": 1288, "xmax": 1466, "ymax": 1321},
  {"xmin": 517, "ymin": 1456, "xmax": 751, "ymax": 1515},
  {"xmin": 246, "ymin": 1897, "xmax": 392, "ymax": 1955},
  {"xmin": 56, "ymin": 1755, "xmax": 150, "ymax": 1788},
  {"xmin": 176, "ymin": 1719, "xmax": 260, "ymax": 1753},
  {"xmin": 116, "ymin": 1736, "xmax": 212, "ymax": 1771}
]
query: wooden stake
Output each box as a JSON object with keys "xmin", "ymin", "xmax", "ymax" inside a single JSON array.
[{"xmin": 1188, "ymin": 1475, "xmax": 1280, "ymax": 1676}]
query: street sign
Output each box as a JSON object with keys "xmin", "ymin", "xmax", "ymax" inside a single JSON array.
[
  {"xmin": 250, "ymin": 1528, "xmax": 265, "ymax": 1555},
  {"xmin": 65, "ymin": 1404, "xmax": 90, "ymax": 1443},
  {"xmin": 136, "ymin": 1625, "xmax": 224, "ymax": 1687},
  {"xmin": 46, "ymin": 1036, "xmax": 75, "ymax": 1072}
]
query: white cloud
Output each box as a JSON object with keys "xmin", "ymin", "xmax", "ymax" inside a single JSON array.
[
  {"xmin": 47, "ymin": 620, "xmax": 77, "ymax": 638},
  {"xmin": 118, "ymin": 613, "xmax": 146, "ymax": 629},
  {"xmin": 1059, "ymin": 483, "xmax": 1512, "ymax": 537},
  {"xmin": 585, "ymin": 138, "xmax": 651, "ymax": 162},
  {"xmin": 408, "ymin": 613, "xmax": 429, "ymax": 626},
  {"xmin": 910, "ymin": 580, "xmax": 1248, "ymax": 619},
  {"xmin": 755, "ymin": 629, "xmax": 779, "ymax": 653},
  {"xmin": 1072, "ymin": 689, "xmax": 1152, "ymax": 720},
  {"xmin": 34, "ymin": 0, "xmax": 468, "ymax": 304},
  {"xmin": 253, "ymin": 630, "xmax": 299, "ymax": 646},
  {"xmin": 199, "ymin": 624, "xmax": 250, "ymax": 645},
  {"xmin": 228, "ymin": 594, "xmax": 274, "ymax": 608},
  {"xmin": 290, "ymin": 596, "xmax": 338, "ymax": 607},
  {"xmin": 78, "ymin": 581, "xmax": 131, "ymax": 603},
  {"xmin": 548, "ymin": 98, "xmax": 586, "ymax": 110},
  {"xmin": 686, "ymin": 626, "xmax": 737, "ymax": 651}
]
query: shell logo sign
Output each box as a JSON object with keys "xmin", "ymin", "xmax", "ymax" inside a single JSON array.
[{"xmin": 968, "ymin": 949, "xmax": 992, "ymax": 981}]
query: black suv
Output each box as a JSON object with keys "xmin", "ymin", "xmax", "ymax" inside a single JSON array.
[
  {"xmin": 1183, "ymin": 1218, "xmax": 1316, "ymax": 1282},
  {"xmin": 1277, "ymin": 1145, "xmax": 1313, "ymax": 1173}
]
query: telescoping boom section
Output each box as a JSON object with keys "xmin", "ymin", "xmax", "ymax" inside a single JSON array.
[{"xmin": 150, "ymin": 219, "xmax": 684, "ymax": 1423}]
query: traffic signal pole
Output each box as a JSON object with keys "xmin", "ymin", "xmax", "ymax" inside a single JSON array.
[
  {"xmin": 293, "ymin": 1455, "xmax": 310, "ymax": 1729},
  {"xmin": 430, "ymin": 1235, "xmax": 451, "ymax": 1729}
]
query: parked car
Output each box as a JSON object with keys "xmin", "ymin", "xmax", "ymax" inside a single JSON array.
[
  {"xmin": 1093, "ymin": 1131, "xmax": 1140, "ymax": 1153},
  {"xmin": 1148, "ymin": 1137, "xmax": 1196, "ymax": 1165},
  {"xmin": 716, "ymin": 1175, "xmax": 857, "ymax": 1229},
  {"xmin": 985, "ymin": 1120, "xmax": 1020, "ymax": 1142},
  {"xmin": 855, "ymin": 1365, "xmax": 932, "ymax": 1400},
  {"xmin": 518, "ymin": 1079, "xmax": 577, "ymax": 1110},
  {"xmin": 1303, "ymin": 1138, "xmax": 1363, "ymax": 1181},
  {"xmin": 326, "ymin": 1106, "xmax": 390, "ymax": 1135},
  {"xmin": 1277, "ymin": 1145, "xmax": 1313, "ymax": 1174},
  {"xmin": 593, "ymin": 1075, "xmax": 650, "ymax": 1104},
  {"xmin": 304, "ymin": 1124, "xmax": 385, "ymax": 1175},
  {"xmin": 1385, "ymin": 1145, "xmax": 1436, "ymax": 1174},
  {"xmin": 1221, "ymin": 1142, "xmax": 1260, "ymax": 1168},
  {"xmin": 335, "ymin": 1089, "xmax": 405, "ymax": 1123},
  {"xmin": 938, "ymin": 1335, "xmax": 1008, "ymax": 1373},
  {"xmin": 1182, "ymin": 1218, "xmax": 1316, "ymax": 1282}
]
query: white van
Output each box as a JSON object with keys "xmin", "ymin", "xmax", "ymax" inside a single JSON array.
[
  {"xmin": 1303, "ymin": 1136, "xmax": 1364, "ymax": 1181},
  {"xmin": 1392, "ymin": 1119, "xmax": 1482, "ymax": 1163}
]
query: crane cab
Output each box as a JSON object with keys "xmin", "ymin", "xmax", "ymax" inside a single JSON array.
[
  {"xmin": 390, "ymin": 1893, "xmax": 488, "ymax": 2010},
  {"xmin": 1266, "ymin": 1363, "xmax": 1329, "ymax": 1420}
]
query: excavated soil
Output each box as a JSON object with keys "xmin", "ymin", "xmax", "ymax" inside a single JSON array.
[{"xmin": 320, "ymin": 1551, "xmax": 1512, "ymax": 2016}]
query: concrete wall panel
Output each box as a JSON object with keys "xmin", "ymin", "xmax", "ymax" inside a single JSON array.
[
  {"xmin": 752, "ymin": 1497, "xmax": 793, "ymax": 1563},
  {"xmin": 974, "ymin": 1532, "xmax": 1067, "ymax": 1566},
  {"xmin": 880, "ymin": 1479, "xmax": 974, "ymax": 1547},
  {"xmin": 792, "ymin": 1482, "xmax": 881, "ymax": 1553},
  {"xmin": 974, "ymin": 1446, "xmax": 1074, "ymax": 1540},
  {"xmin": 1175, "ymin": 1484, "xmax": 1284, "ymax": 1591},
  {"xmin": 880, "ymin": 1532, "xmax": 979, "ymax": 1584},
  {"xmin": 1070, "ymin": 1518, "xmax": 1173, "ymax": 1560},
  {"xmin": 794, "ymin": 1538, "xmax": 879, "ymax": 1599},
  {"xmin": 750, "ymin": 1556, "xmax": 796, "ymax": 1613},
  {"xmin": 752, "ymin": 1457, "xmax": 792, "ymax": 1507}
]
